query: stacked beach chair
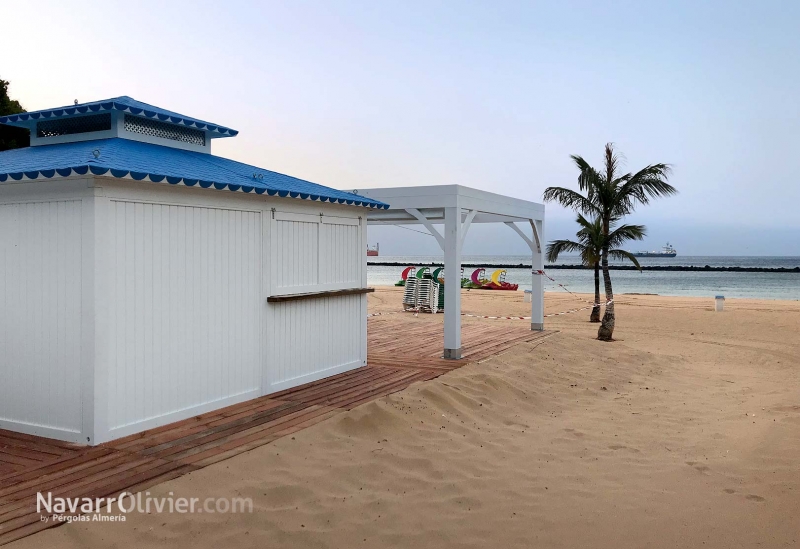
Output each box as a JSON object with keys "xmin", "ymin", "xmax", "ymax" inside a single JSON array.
[
  {"xmin": 416, "ymin": 278, "xmax": 440, "ymax": 313},
  {"xmin": 401, "ymin": 267, "xmax": 443, "ymax": 313},
  {"xmin": 402, "ymin": 276, "xmax": 418, "ymax": 310}
]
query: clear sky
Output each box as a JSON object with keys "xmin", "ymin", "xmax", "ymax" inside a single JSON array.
[{"xmin": 3, "ymin": 1, "xmax": 799, "ymax": 256}]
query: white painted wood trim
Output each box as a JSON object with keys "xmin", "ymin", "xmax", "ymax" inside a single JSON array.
[
  {"xmin": 80, "ymin": 194, "xmax": 96, "ymax": 444},
  {"xmin": 265, "ymin": 360, "xmax": 363, "ymax": 393},
  {"xmin": 105, "ymin": 196, "xmax": 263, "ymax": 214},
  {"xmin": 261, "ymin": 209, "xmax": 271, "ymax": 396},
  {"xmin": 321, "ymin": 215, "xmax": 360, "ymax": 226},
  {"xmin": 102, "ymin": 389, "xmax": 262, "ymax": 443},
  {"xmin": 274, "ymin": 211, "xmax": 321, "ymax": 224},
  {"xmin": 0, "ymin": 420, "xmax": 84, "ymax": 444},
  {"xmin": 360, "ymin": 217, "xmax": 368, "ymax": 366},
  {"xmin": 92, "ymin": 187, "xmax": 111, "ymax": 444}
]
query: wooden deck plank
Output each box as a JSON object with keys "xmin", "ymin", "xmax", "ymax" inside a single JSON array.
[
  {"xmin": 140, "ymin": 402, "xmax": 312, "ymax": 460},
  {"xmin": 0, "ymin": 457, "xmax": 161, "ymax": 528},
  {"xmin": 267, "ymin": 366, "xmax": 378, "ymax": 400},
  {"xmin": 284, "ymin": 369, "xmax": 420, "ymax": 408},
  {"xmin": 172, "ymin": 405, "xmax": 340, "ymax": 466},
  {"xmin": 0, "ymin": 435, "xmax": 77, "ymax": 456},
  {"xmin": 271, "ymin": 367, "xmax": 412, "ymax": 406},
  {"xmin": 461, "ymin": 331, "xmax": 553, "ymax": 361},
  {"xmin": 0, "ymin": 460, "xmax": 195, "ymax": 542},
  {"xmin": 0, "ymin": 430, "xmax": 85, "ymax": 452},
  {"xmin": 108, "ymin": 397, "xmax": 294, "ymax": 451},
  {"xmin": 0, "ymin": 454, "xmax": 155, "ymax": 511},
  {"xmin": 341, "ymin": 371, "xmax": 441, "ymax": 410},
  {"xmin": 0, "ymin": 447, "xmax": 116, "ymax": 487},
  {"xmin": 368, "ymin": 356, "xmax": 464, "ymax": 371},
  {"xmin": 0, "ymin": 450, "xmax": 124, "ymax": 502}
]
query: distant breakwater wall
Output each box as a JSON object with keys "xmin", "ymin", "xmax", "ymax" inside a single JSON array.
[{"xmin": 368, "ymin": 262, "xmax": 800, "ymax": 273}]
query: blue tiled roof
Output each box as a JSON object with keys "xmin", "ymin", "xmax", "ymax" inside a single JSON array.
[
  {"xmin": 0, "ymin": 138, "xmax": 389, "ymax": 209},
  {"xmin": 0, "ymin": 96, "xmax": 237, "ymax": 138}
]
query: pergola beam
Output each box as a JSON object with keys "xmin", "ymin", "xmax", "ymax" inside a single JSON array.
[
  {"xmin": 461, "ymin": 209, "xmax": 477, "ymax": 250},
  {"xmin": 405, "ymin": 208, "xmax": 445, "ymax": 250},
  {"xmin": 504, "ymin": 221, "xmax": 535, "ymax": 252}
]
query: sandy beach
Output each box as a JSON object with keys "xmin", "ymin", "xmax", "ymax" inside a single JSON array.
[{"xmin": 10, "ymin": 288, "xmax": 800, "ymax": 548}]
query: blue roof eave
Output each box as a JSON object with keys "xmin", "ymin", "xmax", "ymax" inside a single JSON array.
[
  {"xmin": 0, "ymin": 165, "xmax": 389, "ymax": 209},
  {"xmin": 0, "ymin": 98, "xmax": 238, "ymax": 138}
]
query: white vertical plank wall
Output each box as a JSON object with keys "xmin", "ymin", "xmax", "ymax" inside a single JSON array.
[
  {"xmin": 265, "ymin": 212, "xmax": 366, "ymax": 392},
  {"xmin": 320, "ymin": 217, "xmax": 361, "ymax": 286},
  {"xmin": 272, "ymin": 214, "xmax": 319, "ymax": 291},
  {"xmin": 266, "ymin": 293, "xmax": 364, "ymax": 392},
  {"xmin": 103, "ymin": 200, "xmax": 263, "ymax": 439},
  {"xmin": 0, "ymin": 199, "xmax": 84, "ymax": 439}
]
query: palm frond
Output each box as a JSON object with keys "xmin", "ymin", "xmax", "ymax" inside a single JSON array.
[
  {"xmin": 604, "ymin": 143, "xmax": 622, "ymax": 187},
  {"xmin": 615, "ymin": 163, "xmax": 676, "ymax": 214},
  {"xmin": 570, "ymin": 214, "xmax": 603, "ymax": 264},
  {"xmin": 542, "ymin": 187, "xmax": 599, "ymax": 215},
  {"xmin": 574, "ymin": 213, "xmax": 596, "ymax": 231},
  {"xmin": 570, "ymin": 155, "xmax": 604, "ymax": 195},
  {"xmin": 607, "ymin": 223, "xmax": 647, "ymax": 248},
  {"xmin": 546, "ymin": 239, "xmax": 586, "ymax": 263},
  {"xmin": 609, "ymin": 249, "xmax": 642, "ymax": 271}
]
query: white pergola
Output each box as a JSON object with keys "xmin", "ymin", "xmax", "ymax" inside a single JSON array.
[{"xmin": 356, "ymin": 185, "xmax": 545, "ymax": 359}]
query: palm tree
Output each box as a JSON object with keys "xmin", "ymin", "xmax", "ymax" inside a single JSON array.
[
  {"xmin": 543, "ymin": 144, "xmax": 676, "ymax": 340},
  {"xmin": 547, "ymin": 214, "xmax": 645, "ymax": 322}
]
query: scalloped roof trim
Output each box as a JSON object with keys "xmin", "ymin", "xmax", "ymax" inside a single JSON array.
[{"xmin": 0, "ymin": 166, "xmax": 389, "ymax": 208}]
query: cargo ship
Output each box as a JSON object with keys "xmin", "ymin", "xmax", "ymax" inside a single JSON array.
[
  {"xmin": 367, "ymin": 243, "xmax": 379, "ymax": 257},
  {"xmin": 632, "ymin": 242, "xmax": 677, "ymax": 258}
]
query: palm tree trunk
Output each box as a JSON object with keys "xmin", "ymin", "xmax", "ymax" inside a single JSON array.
[
  {"xmin": 597, "ymin": 245, "xmax": 615, "ymax": 340},
  {"xmin": 590, "ymin": 262, "xmax": 601, "ymax": 322}
]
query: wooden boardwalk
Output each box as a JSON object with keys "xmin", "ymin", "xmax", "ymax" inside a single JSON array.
[{"xmin": 0, "ymin": 315, "xmax": 553, "ymax": 545}]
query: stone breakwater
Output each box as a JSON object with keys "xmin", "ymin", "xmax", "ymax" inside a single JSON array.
[{"xmin": 368, "ymin": 262, "xmax": 800, "ymax": 273}]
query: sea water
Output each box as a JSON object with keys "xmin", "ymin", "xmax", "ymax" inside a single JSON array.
[{"xmin": 368, "ymin": 256, "xmax": 800, "ymax": 300}]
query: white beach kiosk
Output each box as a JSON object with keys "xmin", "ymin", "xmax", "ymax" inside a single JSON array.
[
  {"xmin": 0, "ymin": 96, "xmax": 388, "ymax": 444},
  {"xmin": 356, "ymin": 185, "xmax": 545, "ymax": 360}
]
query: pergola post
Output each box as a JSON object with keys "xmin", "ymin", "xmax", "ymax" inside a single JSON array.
[
  {"xmin": 504, "ymin": 220, "xmax": 545, "ymax": 331},
  {"xmin": 530, "ymin": 219, "xmax": 544, "ymax": 331},
  {"xmin": 443, "ymin": 206, "xmax": 462, "ymax": 359}
]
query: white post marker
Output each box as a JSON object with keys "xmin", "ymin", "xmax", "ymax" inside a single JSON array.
[{"xmin": 715, "ymin": 295, "xmax": 725, "ymax": 312}]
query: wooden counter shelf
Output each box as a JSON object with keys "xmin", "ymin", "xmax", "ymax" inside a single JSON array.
[{"xmin": 267, "ymin": 287, "xmax": 375, "ymax": 303}]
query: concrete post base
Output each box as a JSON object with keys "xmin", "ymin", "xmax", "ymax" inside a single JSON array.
[
  {"xmin": 531, "ymin": 323, "xmax": 544, "ymax": 331},
  {"xmin": 443, "ymin": 347, "xmax": 462, "ymax": 360}
]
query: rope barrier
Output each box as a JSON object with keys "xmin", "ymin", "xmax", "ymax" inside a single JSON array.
[
  {"xmin": 461, "ymin": 299, "xmax": 612, "ymax": 320},
  {"xmin": 534, "ymin": 269, "xmax": 611, "ymax": 308},
  {"xmin": 367, "ymin": 311, "xmax": 400, "ymax": 318},
  {"xmin": 533, "ymin": 269, "xmax": 587, "ymax": 301},
  {"xmin": 544, "ymin": 299, "xmax": 612, "ymax": 318}
]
